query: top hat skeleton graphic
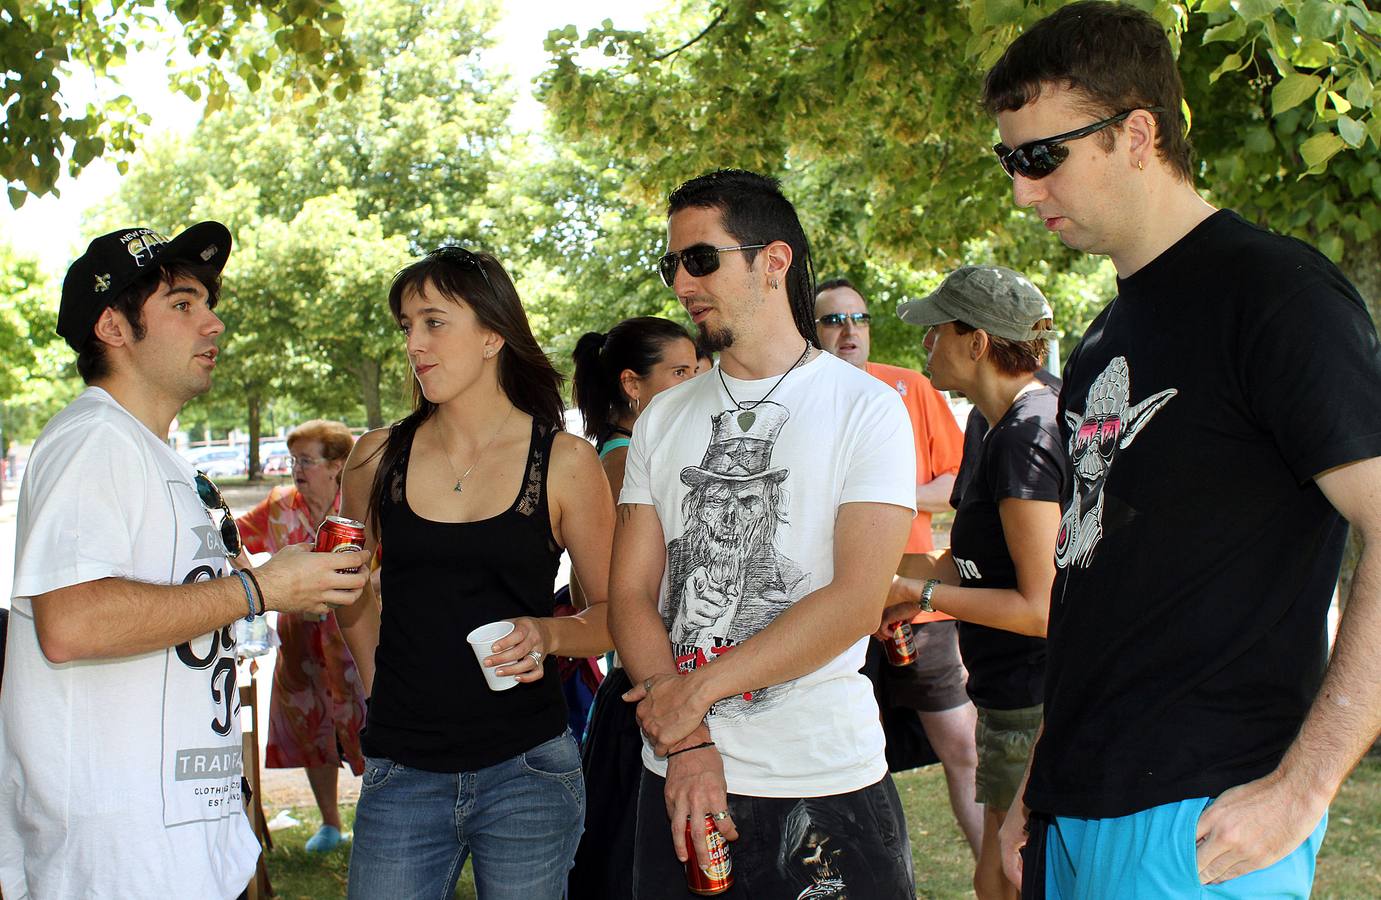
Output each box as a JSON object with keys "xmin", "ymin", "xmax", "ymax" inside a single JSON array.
[{"xmin": 681, "ymin": 402, "xmax": 790, "ymax": 487}]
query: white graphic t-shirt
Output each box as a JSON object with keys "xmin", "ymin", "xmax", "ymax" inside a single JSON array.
[
  {"xmin": 622, "ymin": 352, "xmax": 916, "ymax": 797},
  {"xmin": 0, "ymin": 387, "xmax": 259, "ymax": 899}
]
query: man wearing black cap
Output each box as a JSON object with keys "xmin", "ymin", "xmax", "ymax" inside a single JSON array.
[{"xmin": 0, "ymin": 224, "xmax": 368, "ymax": 899}]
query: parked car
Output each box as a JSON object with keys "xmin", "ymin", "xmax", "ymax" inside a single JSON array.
[
  {"xmin": 260, "ymin": 441, "xmax": 291, "ymax": 476},
  {"xmin": 180, "ymin": 446, "xmax": 248, "ymax": 479}
]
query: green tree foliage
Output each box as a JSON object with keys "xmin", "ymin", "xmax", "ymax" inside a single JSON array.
[
  {"xmin": 541, "ymin": 0, "xmax": 1381, "ymax": 344},
  {"xmin": 102, "ymin": 0, "xmax": 508, "ymax": 470},
  {"xmin": 2, "ymin": 0, "xmax": 363, "ymax": 207},
  {"xmin": 0, "ymin": 243, "xmax": 81, "ymax": 446}
]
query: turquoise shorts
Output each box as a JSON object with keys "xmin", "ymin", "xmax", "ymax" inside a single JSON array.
[{"xmin": 1046, "ymin": 796, "xmax": 1327, "ymax": 899}]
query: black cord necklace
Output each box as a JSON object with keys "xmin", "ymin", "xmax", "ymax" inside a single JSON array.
[{"xmin": 719, "ymin": 340, "xmax": 812, "ymax": 427}]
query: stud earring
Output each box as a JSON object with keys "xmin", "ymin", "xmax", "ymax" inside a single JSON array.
[
  {"xmin": 1137, "ymin": 159, "xmax": 1144, "ymax": 171},
  {"xmin": 770, "ymin": 278, "xmax": 780, "ymax": 290}
]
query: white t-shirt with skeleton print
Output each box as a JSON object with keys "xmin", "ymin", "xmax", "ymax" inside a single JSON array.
[{"xmin": 622, "ymin": 351, "xmax": 916, "ymax": 797}]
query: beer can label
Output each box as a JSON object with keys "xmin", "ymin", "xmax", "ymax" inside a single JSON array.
[
  {"xmin": 885, "ymin": 621, "xmax": 917, "ymax": 666},
  {"xmin": 685, "ymin": 815, "xmax": 733, "ymax": 894}
]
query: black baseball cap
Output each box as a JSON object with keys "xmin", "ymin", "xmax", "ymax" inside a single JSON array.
[{"xmin": 58, "ymin": 222, "xmax": 232, "ymax": 351}]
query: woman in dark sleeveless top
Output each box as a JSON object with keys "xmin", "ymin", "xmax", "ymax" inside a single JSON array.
[
  {"xmin": 566, "ymin": 317, "xmax": 696, "ymax": 900},
  {"xmin": 336, "ymin": 247, "xmax": 615, "ymax": 899}
]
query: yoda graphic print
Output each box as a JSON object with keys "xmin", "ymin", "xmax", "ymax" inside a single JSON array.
[
  {"xmin": 664, "ymin": 401, "xmax": 811, "ymax": 718},
  {"xmin": 1057, "ymin": 356, "xmax": 1176, "ymax": 569}
]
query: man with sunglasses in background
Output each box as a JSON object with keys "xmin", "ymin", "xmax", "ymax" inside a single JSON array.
[
  {"xmin": 611, "ymin": 170, "xmax": 919, "ymax": 898},
  {"xmin": 983, "ymin": 3, "xmax": 1381, "ymax": 898},
  {"xmin": 814, "ymin": 277, "xmax": 985, "ymax": 860},
  {"xmin": 0, "ymin": 224, "xmax": 368, "ymax": 899}
]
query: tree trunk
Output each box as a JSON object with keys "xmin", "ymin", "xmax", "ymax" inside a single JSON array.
[
  {"xmin": 246, "ymin": 392, "xmax": 262, "ymax": 482},
  {"xmin": 1335, "ymin": 235, "xmax": 1380, "ymax": 618},
  {"xmin": 357, "ymin": 357, "xmax": 384, "ymax": 429}
]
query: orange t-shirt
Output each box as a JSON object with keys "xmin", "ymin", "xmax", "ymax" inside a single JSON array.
[{"xmin": 865, "ymin": 361, "xmax": 964, "ymax": 622}]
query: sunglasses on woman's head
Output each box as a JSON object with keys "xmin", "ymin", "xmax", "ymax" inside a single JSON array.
[
  {"xmin": 657, "ymin": 243, "xmax": 767, "ymax": 287},
  {"xmin": 993, "ymin": 107, "xmax": 1164, "ymax": 180},
  {"xmin": 195, "ymin": 471, "xmax": 243, "ymax": 559},
  {"xmin": 428, "ymin": 245, "xmax": 496, "ymax": 299}
]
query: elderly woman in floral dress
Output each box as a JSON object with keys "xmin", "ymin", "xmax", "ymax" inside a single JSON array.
[{"xmin": 237, "ymin": 419, "xmax": 367, "ymax": 853}]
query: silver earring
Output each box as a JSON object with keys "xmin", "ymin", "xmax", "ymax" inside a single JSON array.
[
  {"xmin": 633, "ymin": 396, "xmax": 640, "ymax": 414},
  {"xmin": 770, "ymin": 278, "xmax": 780, "ymax": 290}
]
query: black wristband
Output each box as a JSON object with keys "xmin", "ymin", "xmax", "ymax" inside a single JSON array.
[
  {"xmin": 667, "ymin": 741, "xmax": 716, "ymax": 758},
  {"xmin": 242, "ymin": 567, "xmax": 266, "ymax": 616}
]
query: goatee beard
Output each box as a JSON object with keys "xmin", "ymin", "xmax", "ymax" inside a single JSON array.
[{"xmin": 698, "ymin": 322, "xmax": 735, "ymax": 353}]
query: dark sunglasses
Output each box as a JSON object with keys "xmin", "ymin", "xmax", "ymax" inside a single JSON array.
[
  {"xmin": 816, "ymin": 312, "xmax": 871, "ymax": 328},
  {"xmin": 195, "ymin": 471, "xmax": 243, "ymax": 559},
  {"xmin": 993, "ymin": 107, "xmax": 1164, "ymax": 180},
  {"xmin": 428, "ymin": 245, "xmax": 496, "ymax": 299},
  {"xmin": 657, "ymin": 243, "xmax": 766, "ymax": 287}
]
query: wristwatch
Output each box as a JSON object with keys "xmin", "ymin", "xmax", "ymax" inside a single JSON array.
[{"xmin": 919, "ymin": 578, "xmax": 941, "ymax": 614}]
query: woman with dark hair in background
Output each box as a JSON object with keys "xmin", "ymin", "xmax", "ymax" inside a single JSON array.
[
  {"xmin": 336, "ymin": 247, "xmax": 615, "ymax": 899},
  {"xmin": 236, "ymin": 418, "xmax": 366, "ymax": 854},
  {"xmin": 566, "ymin": 316, "xmax": 696, "ymax": 900}
]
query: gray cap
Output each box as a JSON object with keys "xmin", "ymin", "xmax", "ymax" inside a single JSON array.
[{"xmin": 897, "ymin": 265, "xmax": 1054, "ymax": 342}]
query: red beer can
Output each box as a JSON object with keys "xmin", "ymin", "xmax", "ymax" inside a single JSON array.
[
  {"xmin": 315, "ymin": 516, "xmax": 365, "ymax": 572},
  {"xmin": 684, "ymin": 814, "xmax": 733, "ymax": 895},
  {"xmin": 884, "ymin": 620, "xmax": 917, "ymax": 666}
]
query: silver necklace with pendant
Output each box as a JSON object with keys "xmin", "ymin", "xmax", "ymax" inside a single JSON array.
[
  {"xmin": 441, "ymin": 404, "xmax": 516, "ymax": 494},
  {"xmin": 718, "ymin": 340, "xmax": 812, "ymax": 430}
]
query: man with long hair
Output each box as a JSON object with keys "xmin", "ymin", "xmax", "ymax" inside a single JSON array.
[
  {"xmin": 611, "ymin": 169, "xmax": 919, "ymax": 898},
  {"xmin": 984, "ymin": 3, "xmax": 1381, "ymax": 897}
]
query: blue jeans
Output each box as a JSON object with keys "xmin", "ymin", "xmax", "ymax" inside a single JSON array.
[{"xmin": 347, "ymin": 730, "xmax": 585, "ymax": 900}]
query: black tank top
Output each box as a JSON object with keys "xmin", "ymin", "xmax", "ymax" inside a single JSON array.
[{"xmin": 361, "ymin": 419, "xmax": 567, "ymax": 772}]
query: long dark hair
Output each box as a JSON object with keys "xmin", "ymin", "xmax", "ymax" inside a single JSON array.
[
  {"xmin": 667, "ymin": 169, "xmax": 819, "ymax": 347},
  {"xmin": 571, "ymin": 317, "xmax": 691, "ymax": 443},
  {"xmin": 363, "ymin": 247, "xmax": 564, "ymax": 530}
]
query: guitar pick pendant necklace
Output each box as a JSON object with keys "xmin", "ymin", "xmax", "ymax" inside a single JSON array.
[
  {"xmin": 441, "ymin": 403, "xmax": 516, "ymax": 494},
  {"xmin": 718, "ymin": 340, "xmax": 812, "ymax": 429}
]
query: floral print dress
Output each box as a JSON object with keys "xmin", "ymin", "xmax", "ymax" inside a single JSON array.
[{"xmin": 237, "ymin": 485, "xmax": 367, "ymax": 774}]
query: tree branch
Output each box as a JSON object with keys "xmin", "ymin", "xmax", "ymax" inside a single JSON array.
[
  {"xmin": 650, "ymin": 8, "xmax": 728, "ymax": 62},
  {"xmin": 1351, "ymin": 20, "xmax": 1381, "ymax": 53}
]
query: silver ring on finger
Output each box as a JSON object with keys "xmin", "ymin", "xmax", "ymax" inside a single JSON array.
[
  {"xmin": 528, "ymin": 649, "xmax": 543, "ymax": 665},
  {"xmin": 712, "ymin": 810, "xmax": 730, "ymax": 821}
]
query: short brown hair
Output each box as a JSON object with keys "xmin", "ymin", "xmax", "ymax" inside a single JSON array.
[
  {"xmin": 953, "ymin": 320, "xmax": 1050, "ymax": 377},
  {"xmin": 982, "ymin": 1, "xmax": 1193, "ymax": 182},
  {"xmin": 287, "ymin": 419, "xmax": 354, "ymax": 462},
  {"xmin": 75, "ymin": 261, "xmax": 222, "ymax": 384}
]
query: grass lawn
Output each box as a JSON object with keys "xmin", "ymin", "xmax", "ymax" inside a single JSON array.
[{"xmin": 265, "ymin": 757, "xmax": 1381, "ymax": 899}]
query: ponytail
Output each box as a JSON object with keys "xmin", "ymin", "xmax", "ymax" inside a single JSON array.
[{"xmin": 570, "ymin": 317, "xmax": 693, "ymax": 442}]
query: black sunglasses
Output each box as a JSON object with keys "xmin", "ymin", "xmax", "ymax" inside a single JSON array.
[
  {"xmin": 428, "ymin": 245, "xmax": 496, "ymax": 299},
  {"xmin": 657, "ymin": 243, "xmax": 766, "ymax": 287},
  {"xmin": 817, "ymin": 312, "xmax": 871, "ymax": 327},
  {"xmin": 993, "ymin": 107, "xmax": 1164, "ymax": 180},
  {"xmin": 195, "ymin": 471, "xmax": 243, "ymax": 559}
]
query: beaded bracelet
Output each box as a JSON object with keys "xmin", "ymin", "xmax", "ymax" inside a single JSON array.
[
  {"xmin": 667, "ymin": 741, "xmax": 716, "ymax": 758},
  {"xmin": 233, "ymin": 569, "xmax": 256, "ymax": 622}
]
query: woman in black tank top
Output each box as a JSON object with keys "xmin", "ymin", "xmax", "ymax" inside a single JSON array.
[{"xmin": 335, "ymin": 247, "xmax": 615, "ymax": 899}]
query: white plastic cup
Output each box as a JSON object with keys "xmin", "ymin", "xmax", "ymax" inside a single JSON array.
[{"xmin": 466, "ymin": 620, "xmax": 520, "ymax": 691}]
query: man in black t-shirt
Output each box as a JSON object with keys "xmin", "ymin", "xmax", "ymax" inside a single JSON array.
[{"xmin": 983, "ymin": 3, "xmax": 1381, "ymax": 898}]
